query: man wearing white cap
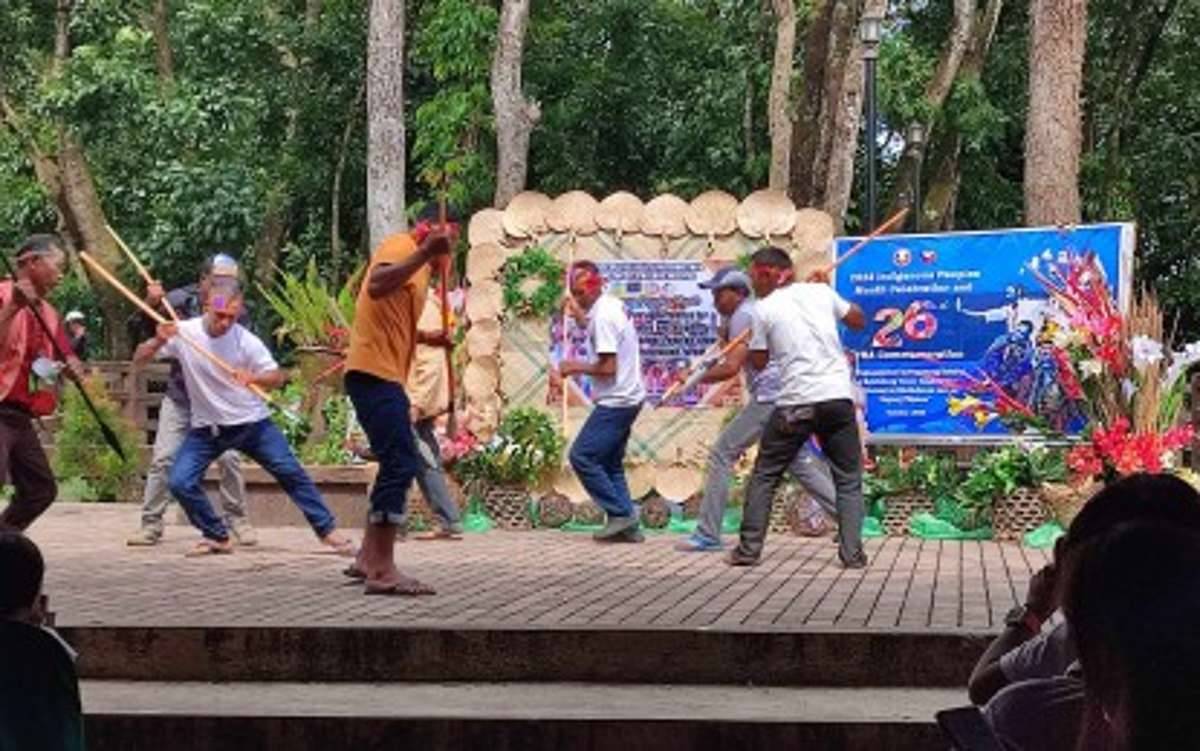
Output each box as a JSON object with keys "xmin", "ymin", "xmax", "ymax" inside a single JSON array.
[
  {"xmin": 676, "ymin": 266, "xmax": 840, "ymax": 553},
  {"xmin": 126, "ymin": 254, "xmax": 256, "ymax": 547},
  {"xmin": 63, "ymin": 311, "xmax": 88, "ymax": 362}
]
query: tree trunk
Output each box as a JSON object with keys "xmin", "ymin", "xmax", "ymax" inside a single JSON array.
[
  {"xmin": 58, "ymin": 131, "xmax": 131, "ymax": 356},
  {"xmin": 789, "ymin": 0, "xmax": 884, "ymax": 231},
  {"xmin": 331, "ymin": 81, "xmax": 366, "ymax": 271},
  {"xmin": 922, "ymin": 0, "xmax": 1003, "ymax": 230},
  {"xmin": 767, "ymin": 0, "xmax": 797, "ymax": 191},
  {"xmin": 1024, "ymin": 0, "xmax": 1087, "ymax": 226},
  {"xmin": 305, "ymin": 0, "xmax": 323, "ymax": 27},
  {"xmin": 48, "ymin": 0, "xmax": 129, "ymax": 355},
  {"xmin": 491, "ymin": 0, "xmax": 540, "ymax": 209},
  {"xmin": 151, "ymin": 0, "xmax": 175, "ymax": 91},
  {"xmin": 886, "ymin": 0, "xmax": 975, "ymax": 225},
  {"xmin": 367, "ymin": 0, "xmax": 407, "ymax": 250}
]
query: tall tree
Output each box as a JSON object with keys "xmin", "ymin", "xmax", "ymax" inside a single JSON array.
[
  {"xmin": 491, "ymin": 0, "xmax": 539, "ymax": 208},
  {"xmin": 789, "ymin": 0, "xmax": 885, "ymax": 230},
  {"xmin": 1024, "ymin": 0, "xmax": 1087, "ymax": 225},
  {"xmin": 367, "ymin": 0, "xmax": 407, "ymax": 251},
  {"xmin": 886, "ymin": 0, "xmax": 977, "ymax": 226},
  {"xmin": 767, "ymin": 0, "xmax": 796, "ymax": 191},
  {"xmin": 921, "ymin": 0, "xmax": 1004, "ymax": 230}
]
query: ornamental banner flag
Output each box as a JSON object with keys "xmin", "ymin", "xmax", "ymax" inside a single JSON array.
[{"xmin": 834, "ymin": 223, "xmax": 1135, "ymax": 442}]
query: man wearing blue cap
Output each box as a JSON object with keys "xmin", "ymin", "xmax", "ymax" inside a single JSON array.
[
  {"xmin": 676, "ymin": 266, "xmax": 840, "ymax": 553},
  {"xmin": 126, "ymin": 254, "xmax": 256, "ymax": 547}
]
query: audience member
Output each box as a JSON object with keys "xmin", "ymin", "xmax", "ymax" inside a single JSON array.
[
  {"xmin": 1063, "ymin": 521, "xmax": 1200, "ymax": 750},
  {"xmin": 0, "ymin": 529, "xmax": 84, "ymax": 751},
  {"xmin": 971, "ymin": 474, "xmax": 1200, "ymax": 751}
]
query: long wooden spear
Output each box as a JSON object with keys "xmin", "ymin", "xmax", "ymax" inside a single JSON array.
[
  {"xmin": 0, "ymin": 251, "xmax": 126, "ymax": 461},
  {"xmin": 437, "ymin": 192, "xmax": 458, "ymax": 437}
]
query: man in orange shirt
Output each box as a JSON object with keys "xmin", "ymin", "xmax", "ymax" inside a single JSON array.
[{"xmin": 343, "ymin": 208, "xmax": 456, "ymax": 595}]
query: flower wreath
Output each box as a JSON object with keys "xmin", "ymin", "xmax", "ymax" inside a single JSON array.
[{"xmin": 502, "ymin": 245, "xmax": 565, "ymax": 318}]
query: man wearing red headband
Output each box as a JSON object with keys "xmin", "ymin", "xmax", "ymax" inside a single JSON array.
[
  {"xmin": 0, "ymin": 235, "xmax": 80, "ymax": 531},
  {"xmin": 731, "ymin": 246, "xmax": 868, "ymax": 568},
  {"xmin": 552, "ymin": 261, "xmax": 646, "ymax": 543}
]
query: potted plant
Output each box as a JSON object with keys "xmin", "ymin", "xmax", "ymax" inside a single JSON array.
[
  {"xmin": 454, "ymin": 407, "xmax": 565, "ymax": 529},
  {"xmin": 869, "ymin": 451, "xmax": 958, "ymax": 536},
  {"xmin": 52, "ymin": 374, "xmax": 142, "ymax": 502},
  {"xmin": 952, "ymin": 446, "xmax": 1066, "ymax": 541}
]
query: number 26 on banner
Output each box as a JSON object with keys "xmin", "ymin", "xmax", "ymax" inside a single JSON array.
[{"xmin": 872, "ymin": 301, "xmax": 939, "ymax": 348}]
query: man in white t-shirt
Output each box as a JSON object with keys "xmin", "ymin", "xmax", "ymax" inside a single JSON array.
[
  {"xmin": 132, "ymin": 279, "xmax": 353, "ymax": 557},
  {"xmin": 730, "ymin": 246, "xmax": 868, "ymax": 568},
  {"xmin": 675, "ymin": 266, "xmax": 838, "ymax": 553},
  {"xmin": 552, "ymin": 261, "xmax": 646, "ymax": 543}
]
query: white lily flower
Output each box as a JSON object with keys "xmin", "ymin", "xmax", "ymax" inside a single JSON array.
[
  {"xmin": 1080, "ymin": 359, "xmax": 1104, "ymax": 379},
  {"xmin": 1131, "ymin": 335, "xmax": 1165, "ymax": 372}
]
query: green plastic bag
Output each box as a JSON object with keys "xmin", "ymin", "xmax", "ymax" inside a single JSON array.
[
  {"xmin": 461, "ymin": 497, "xmax": 493, "ymax": 533},
  {"xmin": 909, "ymin": 512, "xmax": 992, "ymax": 540},
  {"xmin": 862, "ymin": 516, "xmax": 885, "ymax": 538},
  {"xmin": 1023, "ymin": 522, "xmax": 1066, "ymax": 549}
]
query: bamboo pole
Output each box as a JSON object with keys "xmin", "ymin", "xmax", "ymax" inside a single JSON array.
[
  {"xmin": 106, "ymin": 224, "xmax": 181, "ymax": 322},
  {"xmin": 79, "ymin": 251, "xmax": 278, "ymax": 406}
]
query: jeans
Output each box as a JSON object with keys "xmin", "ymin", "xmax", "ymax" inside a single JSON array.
[
  {"xmin": 168, "ymin": 419, "xmax": 337, "ymax": 542},
  {"xmin": 140, "ymin": 396, "xmax": 247, "ymax": 534},
  {"xmin": 412, "ymin": 417, "xmax": 461, "ymax": 532},
  {"xmin": 696, "ymin": 401, "xmax": 836, "ymax": 542},
  {"xmin": 736, "ymin": 399, "xmax": 865, "ymax": 563},
  {"xmin": 0, "ymin": 405, "xmax": 56, "ymax": 531},
  {"xmin": 569, "ymin": 403, "xmax": 643, "ymax": 519},
  {"xmin": 344, "ymin": 371, "xmax": 419, "ymax": 526}
]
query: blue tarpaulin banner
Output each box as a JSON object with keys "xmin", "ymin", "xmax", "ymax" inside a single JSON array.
[{"xmin": 833, "ymin": 224, "xmax": 1135, "ymax": 442}]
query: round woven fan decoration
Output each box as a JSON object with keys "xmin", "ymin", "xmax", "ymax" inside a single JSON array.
[
  {"xmin": 468, "ymin": 208, "xmax": 507, "ymax": 246},
  {"xmin": 685, "ymin": 190, "xmax": 740, "ymax": 236},
  {"xmin": 463, "ymin": 356, "xmax": 501, "ymax": 397},
  {"xmin": 596, "ymin": 192, "xmax": 645, "ymax": 234},
  {"xmin": 466, "ymin": 242, "xmax": 507, "ymax": 284},
  {"xmin": 465, "ymin": 279, "xmax": 504, "ymax": 322},
  {"xmin": 546, "ymin": 190, "xmax": 600, "ymax": 235},
  {"xmin": 553, "ymin": 467, "xmax": 589, "ymax": 503},
  {"xmin": 640, "ymin": 194, "xmax": 691, "ymax": 237},
  {"xmin": 502, "ymin": 192, "xmax": 552, "ymax": 238},
  {"xmin": 655, "ymin": 461, "xmax": 703, "ymax": 502},
  {"xmin": 792, "ymin": 208, "xmax": 836, "ymax": 257},
  {"xmin": 737, "ymin": 190, "xmax": 797, "ymax": 238},
  {"xmin": 465, "ymin": 318, "xmax": 502, "ymax": 359}
]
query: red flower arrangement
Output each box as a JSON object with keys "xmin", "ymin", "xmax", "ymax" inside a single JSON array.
[{"xmin": 1067, "ymin": 419, "xmax": 1195, "ymax": 480}]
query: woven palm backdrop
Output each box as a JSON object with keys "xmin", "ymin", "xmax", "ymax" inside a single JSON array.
[{"xmin": 464, "ymin": 190, "xmax": 836, "ymax": 490}]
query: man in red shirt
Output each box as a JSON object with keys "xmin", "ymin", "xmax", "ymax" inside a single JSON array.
[{"xmin": 0, "ymin": 235, "xmax": 80, "ymax": 531}]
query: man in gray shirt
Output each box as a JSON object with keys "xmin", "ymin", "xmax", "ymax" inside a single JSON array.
[
  {"xmin": 676, "ymin": 267, "xmax": 839, "ymax": 552},
  {"xmin": 126, "ymin": 254, "xmax": 255, "ymax": 547}
]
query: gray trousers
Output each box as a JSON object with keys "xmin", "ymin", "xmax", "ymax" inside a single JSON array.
[
  {"xmin": 697, "ymin": 401, "xmax": 837, "ymax": 542},
  {"xmin": 737, "ymin": 400, "xmax": 866, "ymax": 563},
  {"xmin": 139, "ymin": 396, "xmax": 247, "ymax": 533},
  {"xmin": 410, "ymin": 417, "xmax": 462, "ymax": 532}
]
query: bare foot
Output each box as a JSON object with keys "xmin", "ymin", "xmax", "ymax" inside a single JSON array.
[
  {"xmin": 321, "ymin": 532, "xmax": 357, "ymax": 557},
  {"xmin": 364, "ymin": 571, "xmax": 436, "ymax": 596},
  {"xmin": 185, "ymin": 539, "xmax": 234, "ymax": 557}
]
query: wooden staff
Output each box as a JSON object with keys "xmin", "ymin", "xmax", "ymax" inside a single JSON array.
[
  {"xmin": 78, "ymin": 251, "xmax": 279, "ymax": 407},
  {"xmin": 816, "ymin": 207, "xmax": 910, "ymax": 277},
  {"xmin": 106, "ymin": 224, "xmax": 181, "ymax": 322},
  {"xmin": 561, "ymin": 237, "xmax": 576, "ymax": 438},
  {"xmin": 657, "ymin": 329, "xmax": 751, "ymax": 408},
  {"xmin": 437, "ymin": 194, "xmax": 459, "ymax": 437}
]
